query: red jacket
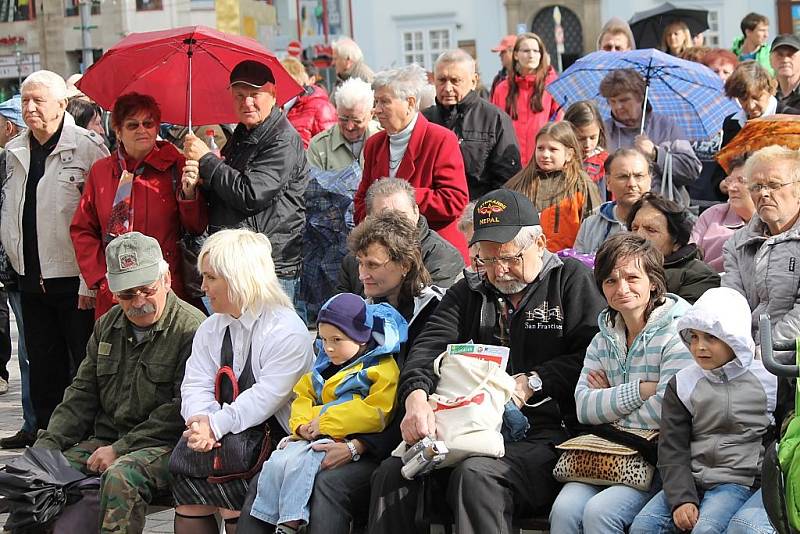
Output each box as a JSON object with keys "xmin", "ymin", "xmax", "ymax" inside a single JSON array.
[
  {"xmin": 286, "ymin": 85, "xmax": 338, "ymax": 149},
  {"xmin": 70, "ymin": 141, "xmax": 208, "ymax": 318},
  {"xmin": 354, "ymin": 113, "xmax": 469, "ymax": 260},
  {"xmin": 491, "ymin": 67, "xmax": 561, "ymax": 166}
]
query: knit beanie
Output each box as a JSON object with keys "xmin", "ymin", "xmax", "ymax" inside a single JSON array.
[{"xmin": 317, "ymin": 293, "xmax": 373, "ymax": 343}]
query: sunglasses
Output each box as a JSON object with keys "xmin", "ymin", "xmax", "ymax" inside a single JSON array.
[
  {"xmin": 115, "ymin": 281, "xmax": 161, "ymax": 300},
  {"xmin": 123, "ymin": 119, "xmax": 157, "ymax": 131}
]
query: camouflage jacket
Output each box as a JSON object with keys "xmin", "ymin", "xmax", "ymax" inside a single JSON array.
[{"xmin": 36, "ymin": 292, "xmax": 206, "ymax": 455}]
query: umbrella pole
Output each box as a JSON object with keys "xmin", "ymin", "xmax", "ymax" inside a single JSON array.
[
  {"xmin": 184, "ymin": 37, "xmax": 196, "ymax": 130},
  {"xmin": 640, "ymin": 83, "xmax": 649, "ymax": 136}
]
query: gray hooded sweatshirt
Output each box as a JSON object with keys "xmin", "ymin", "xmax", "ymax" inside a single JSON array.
[{"xmin": 658, "ymin": 287, "xmax": 777, "ymax": 510}]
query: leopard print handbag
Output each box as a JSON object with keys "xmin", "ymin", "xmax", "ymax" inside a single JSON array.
[{"xmin": 552, "ymin": 429, "xmax": 658, "ymax": 492}]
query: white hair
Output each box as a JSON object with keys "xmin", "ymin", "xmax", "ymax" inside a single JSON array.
[
  {"xmin": 744, "ymin": 145, "xmax": 800, "ymax": 189},
  {"xmin": 511, "ymin": 225, "xmax": 544, "ymax": 249},
  {"xmin": 333, "ymin": 37, "xmax": 364, "ymax": 63},
  {"xmin": 21, "ymin": 70, "xmax": 68, "ymax": 101},
  {"xmin": 335, "ymin": 77, "xmax": 374, "ymax": 111},
  {"xmin": 372, "ymin": 64, "xmax": 428, "ymax": 104},
  {"xmin": 434, "ymin": 49, "xmax": 476, "ymax": 75},
  {"xmin": 197, "ymin": 229, "xmax": 292, "ymax": 314}
]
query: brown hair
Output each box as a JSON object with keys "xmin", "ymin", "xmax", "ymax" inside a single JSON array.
[
  {"xmin": 347, "ymin": 210, "xmax": 431, "ymax": 310},
  {"xmin": 504, "ymin": 32, "xmax": 551, "ymax": 119},
  {"xmin": 111, "ymin": 92, "xmax": 161, "ymax": 131},
  {"xmin": 505, "ymin": 121, "xmax": 586, "ymax": 204},
  {"xmin": 741, "ymin": 12, "xmax": 769, "ymax": 34},
  {"xmin": 660, "ymin": 21, "xmax": 693, "ymax": 57},
  {"xmin": 594, "ymin": 232, "xmax": 667, "ymax": 323},
  {"xmin": 599, "ymin": 69, "xmax": 646, "ymax": 101},
  {"xmin": 563, "ymin": 100, "xmax": 607, "ymax": 151},
  {"xmin": 724, "ymin": 60, "xmax": 777, "ymax": 99},
  {"xmin": 680, "ymin": 46, "xmax": 710, "ymax": 63},
  {"xmin": 627, "ymin": 192, "xmax": 693, "ymax": 248}
]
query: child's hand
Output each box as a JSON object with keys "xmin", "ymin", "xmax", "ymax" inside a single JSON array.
[
  {"xmin": 309, "ymin": 417, "xmax": 321, "ymax": 438},
  {"xmin": 672, "ymin": 502, "xmax": 698, "ymax": 531}
]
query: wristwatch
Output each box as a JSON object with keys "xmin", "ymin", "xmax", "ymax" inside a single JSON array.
[
  {"xmin": 527, "ymin": 372, "xmax": 543, "ymax": 393},
  {"xmin": 346, "ymin": 440, "xmax": 361, "ymax": 462}
]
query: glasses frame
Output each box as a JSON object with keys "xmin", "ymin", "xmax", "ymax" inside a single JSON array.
[
  {"xmin": 115, "ymin": 279, "xmax": 162, "ymax": 300},
  {"xmin": 748, "ymin": 180, "xmax": 800, "ymax": 194},
  {"xmin": 475, "ymin": 243, "xmax": 532, "ymax": 269}
]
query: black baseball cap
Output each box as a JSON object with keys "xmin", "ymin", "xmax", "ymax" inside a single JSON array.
[
  {"xmin": 229, "ymin": 60, "xmax": 276, "ymax": 88},
  {"xmin": 772, "ymin": 34, "xmax": 800, "ymax": 53},
  {"xmin": 469, "ymin": 189, "xmax": 540, "ymax": 246}
]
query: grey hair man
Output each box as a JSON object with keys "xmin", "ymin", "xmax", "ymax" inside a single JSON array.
[
  {"xmin": 423, "ymin": 48, "xmax": 521, "ymax": 199},
  {"xmin": 0, "ymin": 69, "xmax": 109, "ymax": 432},
  {"xmin": 331, "ymin": 37, "xmax": 374, "ymax": 103},
  {"xmin": 308, "ymin": 77, "xmax": 379, "ymax": 170},
  {"xmin": 770, "ymin": 34, "xmax": 800, "ymax": 109},
  {"xmin": 368, "ymin": 189, "xmax": 605, "ymax": 534},
  {"xmin": 337, "ymin": 177, "xmax": 463, "ymax": 294},
  {"xmin": 35, "ymin": 232, "xmax": 206, "ymax": 534}
]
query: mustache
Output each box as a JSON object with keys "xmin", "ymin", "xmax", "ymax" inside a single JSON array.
[{"xmin": 125, "ymin": 303, "xmax": 157, "ymax": 317}]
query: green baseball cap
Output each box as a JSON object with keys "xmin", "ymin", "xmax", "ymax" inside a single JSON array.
[{"xmin": 105, "ymin": 232, "xmax": 163, "ymax": 293}]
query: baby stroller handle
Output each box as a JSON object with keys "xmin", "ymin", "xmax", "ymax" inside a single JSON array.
[{"xmin": 759, "ymin": 314, "xmax": 800, "ymax": 378}]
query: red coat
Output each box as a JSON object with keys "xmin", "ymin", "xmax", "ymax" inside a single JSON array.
[
  {"xmin": 354, "ymin": 113, "xmax": 469, "ymax": 260},
  {"xmin": 286, "ymin": 85, "xmax": 338, "ymax": 149},
  {"xmin": 491, "ymin": 67, "xmax": 561, "ymax": 166},
  {"xmin": 70, "ymin": 141, "xmax": 208, "ymax": 318}
]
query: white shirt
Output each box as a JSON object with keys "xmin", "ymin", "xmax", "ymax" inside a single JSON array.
[{"xmin": 180, "ymin": 305, "xmax": 314, "ymax": 438}]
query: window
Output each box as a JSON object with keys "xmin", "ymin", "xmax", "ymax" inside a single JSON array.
[
  {"xmin": 0, "ymin": 0, "xmax": 35, "ymax": 21},
  {"xmin": 136, "ymin": 0, "xmax": 162, "ymax": 11},
  {"xmin": 64, "ymin": 0, "xmax": 100, "ymax": 17},
  {"xmin": 402, "ymin": 28, "xmax": 450, "ymax": 70},
  {"xmin": 705, "ymin": 9, "xmax": 721, "ymax": 47}
]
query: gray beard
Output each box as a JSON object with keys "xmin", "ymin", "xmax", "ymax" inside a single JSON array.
[{"xmin": 492, "ymin": 279, "xmax": 528, "ymax": 295}]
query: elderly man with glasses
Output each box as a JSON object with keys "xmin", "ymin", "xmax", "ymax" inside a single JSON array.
[
  {"xmin": 32, "ymin": 232, "xmax": 206, "ymax": 534},
  {"xmin": 368, "ymin": 189, "xmax": 605, "ymax": 534},
  {"xmin": 307, "ymin": 77, "xmax": 380, "ymax": 171}
]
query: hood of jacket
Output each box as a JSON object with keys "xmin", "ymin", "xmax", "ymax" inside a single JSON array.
[
  {"xmin": 598, "ymin": 201, "xmax": 618, "ymax": 223},
  {"xmin": 664, "ymin": 243, "xmax": 700, "ymax": 267},
  {"xmin": 314, "ymin": 300, "xmax": 409, "ymax": 375},
  {"xmin": 598, "ymin": 293, "xmax": 690, "ymax": 344},
  {"xmin": 675, "ymin": 287, "xmax": 756, "ymax": 373}
]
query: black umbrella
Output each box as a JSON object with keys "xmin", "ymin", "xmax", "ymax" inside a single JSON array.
[
  {"xmin": 0, "ymin": 448, "xmax": 87, "ymax": 530},
  {"xmin": 629, "ymin": 2, "xmax": 709, "ymax": 50}
]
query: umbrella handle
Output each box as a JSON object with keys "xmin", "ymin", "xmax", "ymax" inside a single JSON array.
[
  {"xmin": 184, "ymin": 37, "xmax": 196, "ymax": 130},
  {"xmin": 639, "ymin": 83, "xmax": 649, "ymax": 136}
]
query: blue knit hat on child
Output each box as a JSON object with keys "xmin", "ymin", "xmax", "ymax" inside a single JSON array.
[{"xmin": 317, "ymin": 293, "xmax": 373, "ymax": 344}]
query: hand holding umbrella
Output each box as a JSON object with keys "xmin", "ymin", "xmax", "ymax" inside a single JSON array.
[{"xmin": 181, "ymin": 159, "xmax": 200, "ymax": 200}]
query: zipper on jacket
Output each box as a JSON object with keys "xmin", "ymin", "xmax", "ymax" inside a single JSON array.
[{"xmin": 39, "ymin": 274, "xmax": 46, "ymax": 294}]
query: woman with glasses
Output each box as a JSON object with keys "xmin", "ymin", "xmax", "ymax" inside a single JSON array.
[
  {"xmin": 628, "ymin": 193, "xmax": 720, "ymax": 304},
  {"xmin": 690, "ymin": 155, "xmax": 755, "ymax": 272},
  {"xmin": 237, "ymin": 210, "xmax": 443, "ymax": 534},
  {"xmin": 549, "ymin": 232, "xmax": 694, "ymax": 534},
  {"xmin": 71, "ymin": 92, "xmax": 208, "ymax": 318},
  {"xmin": 491, "ymin": 32, "xmax": 561, "ymax": 166}
]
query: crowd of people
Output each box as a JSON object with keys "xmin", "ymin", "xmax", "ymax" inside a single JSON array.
[{"xmin": 0, "ymin": 10, "xmax": 799, "ymax": 534}]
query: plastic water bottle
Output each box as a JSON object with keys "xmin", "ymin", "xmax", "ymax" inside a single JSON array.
[{"xmin": 205, "ymin": 129, "xmax": 221, "ymax": 157}]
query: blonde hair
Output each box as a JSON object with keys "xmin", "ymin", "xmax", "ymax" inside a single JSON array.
[
  {"xmin": 744, "ymin": 145, "xmax": 800, "ymax": 195},
  {"xmin": 281, "ymin": 57, "xmax": 307, "ymax": 85},
  {"xmin": 660, "ymin": 21, "xmax": 693, "ymax": 57},
  {"xmin": 197, "ymin": 229, "xmax": 292, "ymax": 314}
]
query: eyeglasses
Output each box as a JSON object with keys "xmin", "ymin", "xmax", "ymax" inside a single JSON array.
[
  {"xmin": 338, "ymin": 115, "xmax": 367, "ymax": 127},
  {"xmin": 475, "ymin": 244, "xmax": 531, "ymax": 268},
  {"xmin": 116, "ymin": 280, "xmax": 161, "ymax": 300},
  {"xmin": 747, "ymin": 180, "xmax": 799, "ymax": 193},
  {"xmin": 356, "ymin": 257, "xmax": 392, "ymax": 272},
  {"xmin": 123, "ymin": 119, "xmax": 157, "ymax": 131},
  {"xmin": 610, "ymin": 172, "xmax": 649, "ymax": 182}
]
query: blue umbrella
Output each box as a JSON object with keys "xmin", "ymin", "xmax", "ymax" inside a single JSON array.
[{"xmin": 546, "ymin": 48, "xmax": 740, "ymax": 141}]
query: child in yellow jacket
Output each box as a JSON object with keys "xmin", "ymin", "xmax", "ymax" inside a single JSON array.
[{"xmin": 250, "ymin": 293, "xmax": 406, "ymax": 534}]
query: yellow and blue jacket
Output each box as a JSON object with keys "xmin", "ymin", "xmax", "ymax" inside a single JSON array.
[{"xmin": 289, "ymin": 302, "xmax": 407, "ymax": 439}]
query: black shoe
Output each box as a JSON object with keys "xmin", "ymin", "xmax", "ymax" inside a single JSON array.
[{"xmin": 0, "ymin": 430, "xmax": 36, "ymax": 449}]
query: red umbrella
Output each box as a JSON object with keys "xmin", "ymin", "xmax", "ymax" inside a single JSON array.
[{"xmin": 76, "ymin": 25, "xmax": 303, "ymax": 126}]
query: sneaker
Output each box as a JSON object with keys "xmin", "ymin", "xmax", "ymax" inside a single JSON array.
[
  {"xmin": 0, "ymin": 377, "xmax": 8, "ymax": 395},
  {"xmin": 0, "ymin": 430, "xmax": 36, "ymax": 449}
]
